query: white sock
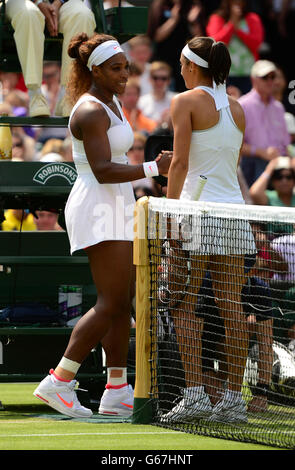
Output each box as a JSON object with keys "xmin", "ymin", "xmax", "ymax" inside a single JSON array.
[
  {"xmin": 107, "ymin": 367, "xmax": 127, "ymax": 388},
  {"xmin": 56, "ymin": 356, "xmax": 81, "ymax": 375}
]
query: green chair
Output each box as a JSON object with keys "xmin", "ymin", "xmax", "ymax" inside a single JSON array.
[{"xmin": 0, "ymin": 0, "xmax": 149, "ymax": 72}]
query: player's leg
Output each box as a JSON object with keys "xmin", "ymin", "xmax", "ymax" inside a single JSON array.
[
  {"xmin": 161, "ymin": 254, "xmax": 213, "ymax": 421},
  {"xmin": 170, "ymin": 254, "xmax": 208, "ymax": 388},
  {"xmin": 210, "ymin": 255, "xmax": 248, "ymax": 392},
  {"xmin": 209, "ymin": 255, "xmax": 249, "ymax": 422},
  {"xmin": 34, "ymin": 241, "xmax": 134, "ymax": 417},
  {"xmin": 59, "ymin": 241, "xmax": 133, "ymax": 369}
]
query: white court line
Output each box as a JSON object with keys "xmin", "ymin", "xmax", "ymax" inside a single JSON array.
[{"xmin": 0, "ymin": 431, "xmax": 180, "ymax": 438}]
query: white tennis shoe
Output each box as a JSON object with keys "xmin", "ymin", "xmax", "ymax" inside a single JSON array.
[
  {"xmin": 160, "ymin": 386, "xmax": 213, "ymax": 422},
  {"xmin": 99, "ymin": 384, "xmax": 134, "ymax": 417},
  {"xmin": 33, "ymin": 370, "xmax": 93, "ymax": 418},
  {"xmin": 208, "ymin": 390, "xmax": 248, "ymax": 423}
]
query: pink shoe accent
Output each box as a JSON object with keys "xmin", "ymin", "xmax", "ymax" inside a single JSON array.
[
  {"xmin": 105, "ymin": 383, "xmax": 128, "ymax": 390},
  {"xmin": 49, "ymin": 369, "xmax": 71, "ymax": 383},
  {"xmin": 35, "ymin": 394, "xmax": 49, "ymax": 404}
]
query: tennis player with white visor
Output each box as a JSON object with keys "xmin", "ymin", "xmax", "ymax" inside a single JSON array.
[{"xmin": 164, "ymin": 36, "xmax": 256, "ymax": 424}]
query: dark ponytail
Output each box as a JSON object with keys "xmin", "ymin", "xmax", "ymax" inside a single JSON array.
[
  {"xmin": 208, "ymin": 41, "xmax": 231, "ymax": 85},
  {"xmin": 186, "ymin": 37, "xmax": 231, "ymax": 85}
]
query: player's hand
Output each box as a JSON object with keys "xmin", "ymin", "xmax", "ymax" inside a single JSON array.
[
  {"xmin": 155, "ymin": 150, "xmax": 173, "ymax": 176},
  {"xmin": 38, "ymin": 2, "xmax": 58, "ymax": 36}
]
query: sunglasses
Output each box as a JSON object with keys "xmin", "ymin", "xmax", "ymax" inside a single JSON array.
[
  {"xmin": 13, "ymin": 142, "xmax": 23, "ymax": 147},
  {"xmin": 261, "ymin": 73, "xmax": 276, "ymax": 81},
  {"xmin": 273, "ymin": 173, "xmax": 294, "ymax": 181},
  {"xmin": 151, "ymin": 75, "xmax": 169, "ymax": 82}
]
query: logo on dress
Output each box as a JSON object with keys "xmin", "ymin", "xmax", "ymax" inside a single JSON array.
[{"xmin": 33, "ymin": 163, "xmax": 77, "ymax": 185}]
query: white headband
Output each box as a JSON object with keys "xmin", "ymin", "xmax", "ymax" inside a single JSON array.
[
  {"xmin": 182, "ymin": 44, "xmax": 208, "ymax": 68},
  {"xmin": 87, "ymin": 40, "xmax": 124, "ymax": 70},
  {"xmin": 181, "ymin": 43, "xmax": 229, "ymax": 111}
]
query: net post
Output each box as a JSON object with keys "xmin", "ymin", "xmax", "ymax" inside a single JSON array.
[{"xmin": 132, "ymin": 196, "xmax": 154, "ymax": 424}]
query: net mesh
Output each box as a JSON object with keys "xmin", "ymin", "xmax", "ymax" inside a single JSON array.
[{"xmin": 146, "ymin": 197, "xmax": 295, "ymax": 449}]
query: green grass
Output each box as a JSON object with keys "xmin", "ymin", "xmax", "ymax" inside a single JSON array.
[{"xmin": 0, "ymin": 383, "xmax": 283, "ymax": 451}]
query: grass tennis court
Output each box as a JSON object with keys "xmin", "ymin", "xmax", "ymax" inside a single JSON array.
[{"xmin": 0, "ymin": 383, "xmax": 282, "ymax": 451}]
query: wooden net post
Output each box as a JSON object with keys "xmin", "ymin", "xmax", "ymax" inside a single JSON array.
[{"xmin": 132, "ymin": 196, "xmax": 154, "ymax": 424}]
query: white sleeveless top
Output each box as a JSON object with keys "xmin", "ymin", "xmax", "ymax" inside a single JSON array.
[
  {"xmin": 180, "ymin": 86, "xmax": 244, "ymax": 204},
  {"xmin": 65, "ymin": 94, "xmax": 135, "ymax": 254},
  {"xmin": 180, "ymin": 86, "xmax": 256, "ymax": 255}
]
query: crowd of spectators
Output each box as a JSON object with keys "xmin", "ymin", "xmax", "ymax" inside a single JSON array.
[
  {"xmin": 1, "ymin": 0, "xmax": 295, "ymax": 410},
  {"xmin": 1, "ymin": 1, "xmax": 294, "ymax": 201}
]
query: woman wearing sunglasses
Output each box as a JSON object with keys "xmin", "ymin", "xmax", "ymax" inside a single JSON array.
[{"xmin": 250, "ymin": 156, "xmax": 295, "ymax": 238}]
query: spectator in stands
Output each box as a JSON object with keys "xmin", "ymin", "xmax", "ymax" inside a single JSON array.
[
  {"xmin": 40, "ymin": 152, "xmax": 63, "ymax": 162},
  {"xmin": 39, "ymin": 138, "xmax": 63, "ymax": 158},
  {"xmin": 119, "ymin": 78, "xmax": 158, "ymax": 135},
  {"xmin": 270, "ymin": 227, "xmax": 295, "ymax": 351},
  {"xmin": 226, "ymin": 84, "xmax": 242, "ymax": 99},
  {"xmin": 152, "ymin": 108, "xmax": 174, "ymax": 136},
  {"xmin": 250, "ymin": 156, "xmax": 295, "ymax": 208},
  {"xmin": 59, "ymin": 136, "xmax": 73, "ymax": 162},
  {"xmin": 0, "ymin": 71, "xmax": 19, "ymax": 100},
  {"xmin": 272, "ymin": 65, "xmax": 295, "ymax": 117},
  {"xmin": 128, "ymin": 35, "xmax": 153, "ymax": 97},
  {"xmin": 4, "ymin": 89, "xmax": 29, "ymax": 111},
  {"xmin": 34, "ymin": 61, "xmax": 68, "ymax": 143},
  {"xmin": 138, "ymin": 61, "xmax": 177, "ymax": 125},
  {"xmin": 1, "ymin": 209, "xmax": 36, "ymax": 231},
  {"xmin": 206, "ymin": 0, "xmax": 264, "ymax": 95},
  {"xmin": 147, "ymin": 0, "xmax": 206, "ymax": 92},
  {"xmin": 34, "ymin": 210, "xmax": 62, "ymax": 231},
  {"xmin": 261, "ymin": 0, "xmax": 295, "ymax": 85},
  {"xmin": 285, "ymin": 113, "xmax": 295, "ymax": 157},
  {"xmin": 245, "ymin": 222, "xmax": 288, "ymax": 412},
  {"xmin": 41, "ymin": 61, "xmax": 62, "ymax": 116},
  {"xmin": 11, "ymin": 132, "xmax": 26, "ymax": 161},
  {"xmin": 238, "ymin": 60, "xmax": 290, "ymax": 188},
  {"xmin": 11, "ymin": 130, "xmax": 36, "ymax": 161},
  {"xmin": 250, "ymin": 156, "xmax": 295, "ymax": 239},
  {"xmin": 5, "ymin": 0, "xmax": 96, "ymax": 117},
  {"xmin": 127, "ymin": 131, "xmax": 154, "ymax": 194},
  {"xmin": 0, "ymin": 102, "xmax": 13, "ymax": 116}
]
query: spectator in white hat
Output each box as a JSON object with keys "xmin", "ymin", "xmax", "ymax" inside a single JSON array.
[{"xmin": 238, "ymin": 60, "xmax": 290, "ymax": 187}]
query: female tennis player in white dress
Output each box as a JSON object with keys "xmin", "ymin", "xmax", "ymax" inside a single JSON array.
[
  {"xmin": 33, "ymin": 33, "xmax": 171, "ymax": 419},
  {"xmin": 164, "ymin": 36, "xmax": 256, "ymax": 424}
]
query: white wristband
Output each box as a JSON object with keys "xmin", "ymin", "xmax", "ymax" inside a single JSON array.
[{"xmin": 143, "ymin": 161, "xmax": 159, "ymax": 178}]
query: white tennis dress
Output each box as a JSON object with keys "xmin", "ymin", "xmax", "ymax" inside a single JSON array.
[
  {"xmin": 180, "ymin": 86, "xmax": 256, "ymax": 255},
  {"xmin": 65, "ymin": 94, "xmax": 135, "ymax": 254}
]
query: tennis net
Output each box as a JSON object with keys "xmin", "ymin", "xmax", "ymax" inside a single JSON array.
[{"xmin": 132, "ymin": 196, "xmax": 295, "ymax": 449}]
